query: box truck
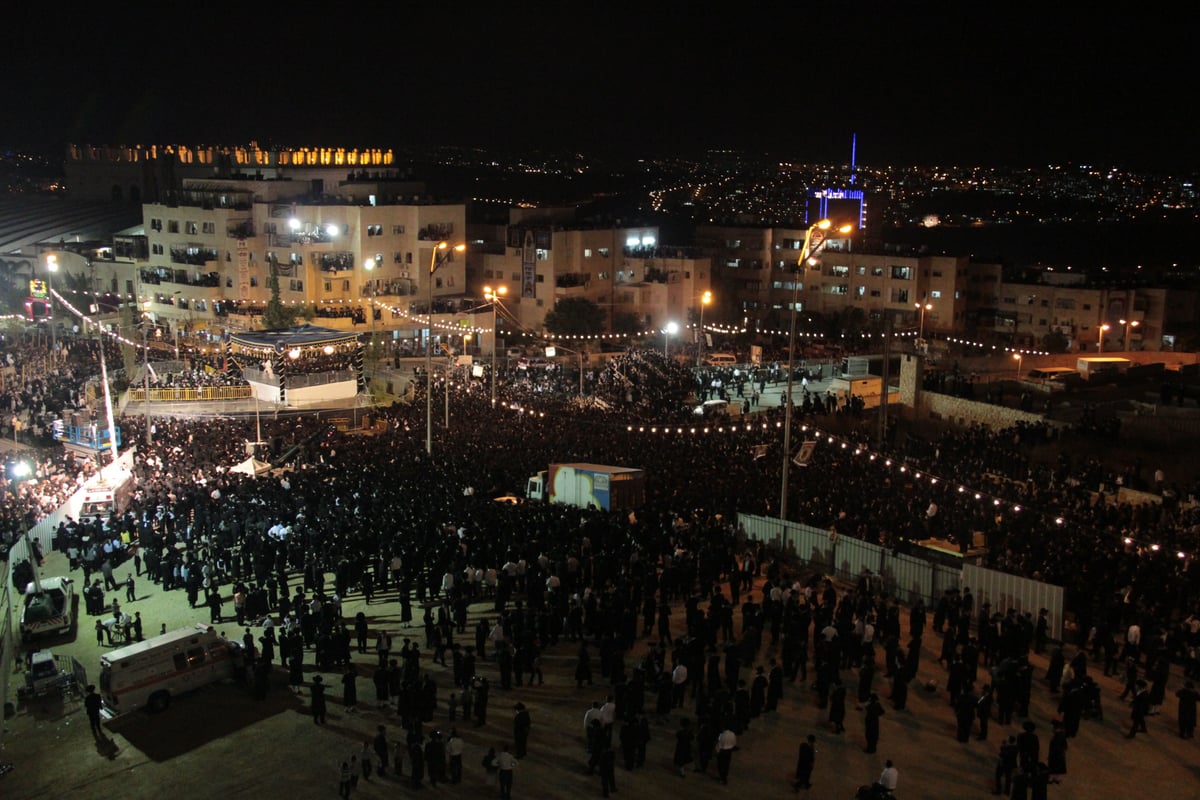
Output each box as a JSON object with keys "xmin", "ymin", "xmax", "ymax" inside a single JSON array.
[{"xmin": 526, "ymin": 463, "xmax": 645, "ymax": 510}]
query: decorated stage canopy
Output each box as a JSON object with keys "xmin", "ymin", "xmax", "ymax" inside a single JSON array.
[
  {"xmin": 229, "ymin": 324, "xmax": 360, "ymax": 353},
  {"xmin": 228, "ymin": 325, "xmax": 365, "ymax": 406}
]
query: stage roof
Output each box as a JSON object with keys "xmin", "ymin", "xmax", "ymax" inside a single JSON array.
[{"xmin": 230, "ymin": 325, "xmax": 360, "ymax": 351}]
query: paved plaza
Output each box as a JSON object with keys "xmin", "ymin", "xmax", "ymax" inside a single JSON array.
[{"xmin": 3, "ymin": 541, "xmax": 1198, "ymax": 800}]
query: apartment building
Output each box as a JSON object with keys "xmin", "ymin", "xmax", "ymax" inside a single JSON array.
[{"xmin": 470, "ymin": 208, "xmax": 711, "ymax": 338}]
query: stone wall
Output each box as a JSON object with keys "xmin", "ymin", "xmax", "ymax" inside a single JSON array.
[{"xmin": 899, "ymin": 352, "xmax": 1058, "ymax": 431}]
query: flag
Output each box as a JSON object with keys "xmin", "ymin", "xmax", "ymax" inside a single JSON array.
[{"xmin": 793, "ymin": 440, "xmax": 817, "ymax": 467}]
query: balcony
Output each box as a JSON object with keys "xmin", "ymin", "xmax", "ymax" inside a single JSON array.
[
  {"xmin": 226, "ymin": 221, "xmax": 256, "ymax": 238},
  {"xmin": 168, "ymin": 246, "xmax": 220, "ymax": 267}
]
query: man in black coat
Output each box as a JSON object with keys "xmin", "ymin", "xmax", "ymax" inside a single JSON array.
[{"xmin": 793, "ymin": 733, "xmax": 816, "ymax": 790}]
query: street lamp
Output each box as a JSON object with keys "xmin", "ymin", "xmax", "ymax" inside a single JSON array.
[
  {"xmin": 426, "ymin": 241, "xmax": 466, "ymax": 456},
  {"xmin": 1098, "ymin": 323, "xmax": 1110, "ymax": 354},
  {"xmin": 915, "ymin": 301, "xmax": 933, "ymax": 343},
  {"xmin": 1119, "ymin": 318, "xmax": 1140, "ymax": 351},
  {"xmin": 781, "ymin": 219, "xmax": 854, "ymax": 522},
  {"xmin": 484, "ymin": 285, "xmax": 508, "ymax": 405},
  {"xmin": 696, "ymin": 290, "xmax": 712, "ymax": 368},
  {"xmin": 45, "ymin": 254, "xmax": 58, "ymax": 354},
  {"xmin": 1013, "ymin": 352, "xmax": 1023, "ymax": 381},
  {"xmin": 664, "ymin": 321, "xmax": 679, "ymax": 357}
]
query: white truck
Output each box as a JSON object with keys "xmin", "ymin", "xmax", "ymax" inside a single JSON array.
[
  {"xmin": 98, "ymin": 622, "xmax": 243, "ymax": 716},
  {"xmin": 20, "ymin": 576, "xmax": 76, "ymax": 640}
]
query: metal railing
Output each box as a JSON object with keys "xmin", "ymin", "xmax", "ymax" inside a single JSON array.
[{"xmin": 126, "ymin": 385, "xmax": 254, "ymax": 403}]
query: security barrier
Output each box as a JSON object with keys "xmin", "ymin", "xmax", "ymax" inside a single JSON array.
[{"xmin": 738, "ymin": 512, "xmax": 1063, "ymax": 641}]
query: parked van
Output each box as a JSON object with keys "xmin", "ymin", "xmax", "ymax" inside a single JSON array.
[
  {"xmin": 1025, "ymin": 367, "xmax": 1076, "ymax": 383},
  {"xmin": 99, "ymin": 622, "xmax": 242, "ymax": 716},
  {"xmin": 705, "ymin": 353, "xmax": 737, "ymax": 367}
]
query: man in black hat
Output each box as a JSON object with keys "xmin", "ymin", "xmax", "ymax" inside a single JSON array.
[
  {"xmin": 310, "ymin": 674, "xmax": 327, "ymax": 725},
  {"xmin": 1016, "ymin": 721, "xmax": 1039, "ymax": 773},
  {"xmin": 513, "ymin": 702, "xmax": 532, "ymax": 757}
]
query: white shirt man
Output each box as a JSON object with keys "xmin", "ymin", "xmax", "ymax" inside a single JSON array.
[
  {"xmin": 878, "ymin": 761, "xmax": 899, "ymax": 792},
  {"xmin": 1126, "ymin": 623, "xmax": 1142, "ymax": 647},
  {"xmin": 583, "ymin": 702, "xmax": 601, "ymax": 735},
  {"xmin": 599, "ymin": 697, "xmax": 616, "ymax": 736}
]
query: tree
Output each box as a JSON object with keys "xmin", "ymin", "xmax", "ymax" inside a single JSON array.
[
  {"xmin": 543, "ymin": 297, "xmax": 605, "ymax": 336},
  {"xmin": 1041, "ymin": 329, "xmax": 1070, "ymax": 354},
  {"xmin": 262, "ymin": 260, "xmax": 297, "ymax": 331},
  {"xmin": 611, "ymin": 311, "xmax": 642, "ymax": 335}
]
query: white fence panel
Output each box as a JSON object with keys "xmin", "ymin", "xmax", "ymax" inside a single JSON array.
[{"xmin": 963, "ymin": 563, "xmax": 1064, "ymax": 642}]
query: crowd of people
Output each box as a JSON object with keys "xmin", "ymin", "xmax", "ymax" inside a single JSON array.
[{"xmin": 6, "ymin": 325, "xmax": 1200, "ymax": 796}]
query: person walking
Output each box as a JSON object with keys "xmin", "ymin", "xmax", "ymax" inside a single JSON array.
[
  {"xmin": 715, "ymin": 725, "xmax": 737, "ymax": 785},
  {"xmin": 598, "ymin": 744, "xmax": 618, "ymax": 797},
  {"xmin": 373, "ymin": 725, "xmax": 390, "ymax": 776},
  {"xmin": 84, "ymin": 684, "xmax": 104, "ymax": 737},
  {"xmin": 447, "ymin": 728, "xmax": 464, "ymax": 783},
  {"xmin": 863, "ymin": 693, "xmax": 885, "ymax": 753},
  {"xmin": 995, "ymin": 736, "xmax": 1018, "ymax": 796},
  {"xmin": 1127, "ymin": 680, "xmax": 1151, "ymax": 738},
  {"xmin": 497, "ymin": 743, "xmax": 517, "ymax": 799},
  {"xmin": 337, "ymin": 761, "xmax": 353, "ymax": 799},
  {"xmin": 673, "ymin": 718, "xmax": 694, "ymax": 777},
  {"xmin": 793, "ymin": 733, "xmax": 816, "ymax": 791},
  {"xmin": 1047, "ymin": 720, "xmax": 1068, "ymax": 785}
]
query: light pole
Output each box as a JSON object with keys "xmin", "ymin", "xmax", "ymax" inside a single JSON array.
[
  {"xmin": 142, "ymin": 314, "xmax": 153, "ymax": 445},
  {"xmin": 1120, "ymin": 318, "xmax": 1140, "ymax": 351},
  {"xmin": 1013, "ymin": 352, "xmax": 1023, "ymax": 381},
  {"xmin": 664, "ymin": 321, "xmax": 679, "ymax": 357},
  {"xmin": 364, "ymin": 257, "xmax": 377, "ymax": 377},
  {"xmin": 1098, "ymin": 323, "xmax": 1110, "ymax": 354},
  {"xmin": 780, "ymin": 219, "xmax": 854, "ymax": 521},
  {"xmin": 45, "ymin": 254, "xmax": 58, "ymax": 355},
  {"xmin": 484, "ymin": 285, "xmax": 507, "ymax": 405},
  {"xmin": 915, "ymin": 301, "xmax": 932, "ymax": 343},
  {"xmin": 426, "ymin": 241, "xmax": 465, "ymax": 456},
  {"xmin": 696, "ymin": 289, "xmax": 712, "ymax": 368}
]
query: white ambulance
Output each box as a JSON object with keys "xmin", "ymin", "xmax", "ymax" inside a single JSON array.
[{"xmin": 98, "ymin": 622, "xmax": 242, "ymax": 715}]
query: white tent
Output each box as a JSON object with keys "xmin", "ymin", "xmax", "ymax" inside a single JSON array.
[{"xmin": 230, "ymin": 457, "xmax": 272, "ymax": 477}]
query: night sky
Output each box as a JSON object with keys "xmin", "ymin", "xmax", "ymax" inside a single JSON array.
[{"xmin": 5, "ymin": 5, "xmax": 1196, "ymax": 169}]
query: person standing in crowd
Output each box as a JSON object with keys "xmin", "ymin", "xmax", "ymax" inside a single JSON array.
[
  {"xmin": 673, "ymin": 717, "xmax": 694, "ymax": 777},
  {"xmin": 513, "ymin": 702, "xmax": 532, "ymax": 758},
  {"xmin": 793, "ymin": 733, "xmax": 816, "ymax": 791},
  {"xmin": 1176, "ymin": 680, "xmax": 1199, "ymax": 739},
  {"xmin": 310, "ymin": 675, "xmax": 327, "ymax": 725},
  {"xmin": 863, "ymin": 693, "xmax": 884, "ymax": 754},
  {"xmin": 877, "ymin": 759, "xmax": 899, "ymax": 795}
]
